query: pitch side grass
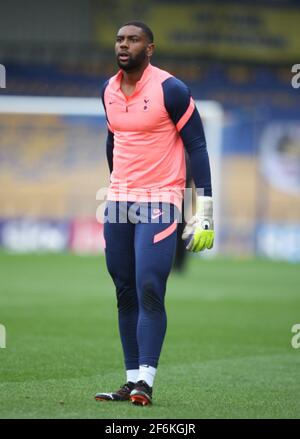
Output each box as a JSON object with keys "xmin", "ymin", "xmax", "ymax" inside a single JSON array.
[{"xmin": 0, "ymin": 252, "xmax": 299, "ymax": 419}]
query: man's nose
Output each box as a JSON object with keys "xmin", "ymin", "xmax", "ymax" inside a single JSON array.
[{"xmin": 120, "ymin": 39, "xmax": 129, "ymax": 48}]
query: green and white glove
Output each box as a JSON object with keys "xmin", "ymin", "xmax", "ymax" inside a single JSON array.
[{"xmin": 182, "ymin": 196, "xmax": 214, "ymax": 252}]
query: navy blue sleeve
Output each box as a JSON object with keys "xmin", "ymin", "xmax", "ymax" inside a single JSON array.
[
  {"xmin": 106, "ymin": 129, "xmax": 114, "ymax": 173},
  {"xmin": 101, "ymin": 80, "xmax": 114, "ymax": 173},
  {"xmin": 162, "ymin": 77, "xmax": 212, "ymax": 197}
]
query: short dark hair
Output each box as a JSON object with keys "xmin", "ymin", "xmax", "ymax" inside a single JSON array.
[{"xmin": 120, "ymin": 21, "xmax": 154, "ymax": 43}]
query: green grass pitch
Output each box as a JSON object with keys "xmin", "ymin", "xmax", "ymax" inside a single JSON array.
[{"xmin": 0, "ymin": 252, "xmax": 299, "ymax": 419}]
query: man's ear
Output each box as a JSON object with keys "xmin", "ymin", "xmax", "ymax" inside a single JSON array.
[{"xmin": 147, "ymin": 43, "xmax": 155, "ymax": 57}]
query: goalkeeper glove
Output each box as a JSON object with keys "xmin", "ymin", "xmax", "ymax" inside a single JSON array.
[{"xmin": 182, "ymin": 196, "xmax": 214, "ymax": 252}]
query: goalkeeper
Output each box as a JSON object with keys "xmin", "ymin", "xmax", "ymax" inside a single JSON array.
[{"xmin": 95, "ymin": 21, "xmax": 214, "ymax": 406}]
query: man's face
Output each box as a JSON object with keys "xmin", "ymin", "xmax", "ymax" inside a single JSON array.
[{"xmin": 115, "ymin": 25, "xmax": 154, "ymax": 72}]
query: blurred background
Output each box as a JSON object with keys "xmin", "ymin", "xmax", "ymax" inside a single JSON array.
[
  {"xmin": 0, "ymin": 0, "xmax": 299, "ymax": 261},
  {"xmin": 1, "ymin": 0, "xmax": 300, "ymax": 420}
]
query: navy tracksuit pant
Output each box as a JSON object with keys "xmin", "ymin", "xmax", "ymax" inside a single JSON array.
[{"xmin": 104, "ymin": 201, "xmax": 180, "ymax": 369}]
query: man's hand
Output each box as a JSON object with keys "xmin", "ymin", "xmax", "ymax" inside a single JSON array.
[{"xmin": 182, "ymin": 196, "xmax": 214, "ymax": 252}]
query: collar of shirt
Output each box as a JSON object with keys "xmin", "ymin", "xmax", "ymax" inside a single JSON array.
[{"xmin": 111, "ymin": 62, "xmax": 153, "ymax": 96}]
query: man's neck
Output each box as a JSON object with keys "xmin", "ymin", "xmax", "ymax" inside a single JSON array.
[{"xmin": 121, "ymin": 61, "xmax": 150, "ymax": 86}]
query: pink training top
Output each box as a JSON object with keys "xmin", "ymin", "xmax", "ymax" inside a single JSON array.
[{"xmin": 102, "ymin": 63, "xmax": 196, "ymax": 211}]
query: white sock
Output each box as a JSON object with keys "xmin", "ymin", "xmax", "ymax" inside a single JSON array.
[
  {"xmin": 126, "ymin": 369, "xmax": 139, "ymax": 383},
  {"xmin": 137, "ymin": 365, "xmax": 157, "ymax": 387}
]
